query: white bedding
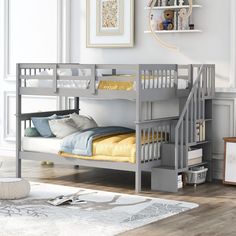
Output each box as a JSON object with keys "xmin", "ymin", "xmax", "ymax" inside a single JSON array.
[
  {"xmin": 22, "ymin": 136, "xmax": 160, "ymax": 161},
  {"xmin": 22, "ymin": 137, "xmax": 62, "ymax": 154},
  {"xmin": 26, "ymin": 79, "xmax": 90, "ymax": 89},
  {"xmin": 26, "ymin": 78, "xmax": 188, "ymax": 90},
  {"xmin": 25, "ymin": 69, "xmax": 188, "ymax": 90}
]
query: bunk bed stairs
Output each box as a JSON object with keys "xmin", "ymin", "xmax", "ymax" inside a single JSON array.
[{"xmin": 151, "ymin": 64, "xmax": 215, "ymax": 192}]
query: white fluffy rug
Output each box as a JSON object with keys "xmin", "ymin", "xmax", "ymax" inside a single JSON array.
[{"xmin": 0, "ymin": 182, "xmax": 198, "ymax": 236}]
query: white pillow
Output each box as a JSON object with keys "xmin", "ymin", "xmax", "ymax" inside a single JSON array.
[
  {"xmin": 49, "ymin": 118, "xmax": 78, "ymax": 138},
  {"xmin": 70, "ymin": 113, "xmax": 98, "ymax": 131},
  {"xmin": 57, "ymin": 69, "xmax": 72, "ymax": 76}
]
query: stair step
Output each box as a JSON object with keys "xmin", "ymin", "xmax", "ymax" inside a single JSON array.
[
  {"xmin": 188, "ymin": 161, "xmax": 208, "ymax": 168},
  {"xmin": 188, "ymin": 140, "xmax": 210, "ymax": 147},
  {"xmin": 166, "ymin": 140, "xmax": 210, "ymax": 146},
  {"xmin": 157, "ymin": 165, "xmax": 188, "ymax": 173}
]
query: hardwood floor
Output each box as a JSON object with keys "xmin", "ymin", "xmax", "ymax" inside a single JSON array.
[{"xmin": 1, "ymin": 156, "xmax": 236, "ymax": 236}]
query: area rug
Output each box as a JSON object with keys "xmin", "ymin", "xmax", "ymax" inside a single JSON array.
[{"xmin": 0, "ymin": 182, "xmax": 198, "ymax": 236}]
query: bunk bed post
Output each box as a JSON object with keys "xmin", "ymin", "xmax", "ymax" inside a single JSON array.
[
  {"xmin": 135, "ymin": 65, "xmax": 142, "ymax": 192},
  {"xmin": 16, "ymin": 64, "xmax": 22, "ymax": 178},
  {"xmin": 189, "ymin": 64, "xmax": 193, "ymax": 89},
  {"xmin": 74, "ymin": 97, "xmax": 80, "ymax": 111}
]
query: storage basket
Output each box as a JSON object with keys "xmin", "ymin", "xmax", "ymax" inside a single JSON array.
[{"xmin": 186, "ymin": 167, "xmax": 208, "ymax": 186}]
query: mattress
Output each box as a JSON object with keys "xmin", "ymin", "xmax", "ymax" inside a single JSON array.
[
  {"xmin": 26, "ymin": 79, "xmax": 90, "ymax": 89},
  {"xmin": 25, "ymin": 68, "xmax": 90, "ymax": 89},
  {"xmin": 25, "ymin": 69, "xmax": 188, "ymax": 90},
  {"xmin": 22, "ymin": 137, "xmax": 62, "ymax": 154},
  {"xmin": 22, "ymin": 134, "xmax": 160, "ymax": 164},
  {"xmin": 26, "ymin": 78, "xmax": 188, "ymax": 90}
]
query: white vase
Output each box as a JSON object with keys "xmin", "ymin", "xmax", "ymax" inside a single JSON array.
[
  {"xmin": 179, "ymin": 0, "xmax": 184, "ymax": 6},
  {"xmin": 150, "ymin": 14, "xmax": 157, "ymax": 30}
]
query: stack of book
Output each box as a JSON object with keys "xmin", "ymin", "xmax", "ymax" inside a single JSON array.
[
  {"xmin": 178, "ymin": 174, "xmax": 183, "ymax": 189},
  {"xmin": 188, "ymin": 148, "xmax": 203, "ymax": 166},
  {"xmin": 196, "ymin": 121, "xmax": 206, "ymax": 142}
]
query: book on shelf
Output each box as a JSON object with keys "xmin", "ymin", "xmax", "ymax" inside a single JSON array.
[
  {"xmin": 188, "ymin": 156, "xmax": 202, "ymax": 166},
  {"xmin": 188, "ymin": 148, "xmax": 203, "ymax": 160},
  {"xmin": 195, "ymin": 121, "xmax": 206, "ymax": 142},
  {"xmin": 200, "ymin": 121, "xmax": 206, "ymax": 141}
]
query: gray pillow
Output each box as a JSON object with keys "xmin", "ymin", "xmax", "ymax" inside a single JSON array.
[
  {"xmin": 31, "ymin": 114, "xmax": 57, "ymax": 137},
  {"xmin": 70, "ymin": 113, "xmax": 98, "ymax": 131},
  {"xmin": 49, "ymin": 118, "xmax": 78, "ymax": 138}
]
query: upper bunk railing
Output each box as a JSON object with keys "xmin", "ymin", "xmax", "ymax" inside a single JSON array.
[
  {"xmin": 174, "ymin": 64, "xmax": 215, "ymax": 170},
  {"xmin": 17, "ymin": 63, "xmax": 192, "ymax": 101},
  {"xmin": 17, "ymin": 63, "xmax": 96, "ymax": 96}
]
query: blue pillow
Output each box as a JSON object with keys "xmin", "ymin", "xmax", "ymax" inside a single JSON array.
[{"xmin": 31, "ymin": 114, "xmax": 57, "ymax": 137}]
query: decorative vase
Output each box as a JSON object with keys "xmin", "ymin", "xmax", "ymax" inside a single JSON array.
[
  {"xmin": 179, "ymin": 0, "xmax": 184, "ymax": 6},
  {"xmin": 150, "ymin": 14, "xmax": 157, "ymax": 31}
]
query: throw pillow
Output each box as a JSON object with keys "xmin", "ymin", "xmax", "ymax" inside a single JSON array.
[
  {"xmin": 49, "ymin": 117, "xmax": 78, "ymax": 138},
  {"xmin": 70, "ymin": 113, "xmax": 98, "ymax": 131},
  {"xmin": 24, "ymin": 127, "xmax": 41, "ymax": 137},
  {"xmin": 31, "ymin": 114, "xmax": 57, "ymax": 137}
]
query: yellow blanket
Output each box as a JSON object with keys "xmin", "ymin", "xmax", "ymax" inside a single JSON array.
[
  {"xmin": 98, "ymin": 75, "xmax": 155, "ymax": 91},
  {"xmin": 60, "ymin": 132, "xmax": 167, "ymax": 164},
  {"xmin": 98, "ymin": 81, "xmax": 134, "ymax": 91}
]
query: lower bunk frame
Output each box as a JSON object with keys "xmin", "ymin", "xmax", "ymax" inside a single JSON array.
[
  {"xmin": 16, "ymin": 109, "xmax": 177, "ymax": 193},
  {"xmin": 19, "ymin": 151, "xmax": 161, "ymax": 174}
]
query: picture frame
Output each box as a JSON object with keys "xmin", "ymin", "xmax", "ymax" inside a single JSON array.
[
  {"xmin": 223, "ymin": 137, "xmax": 236, "ymax": 185},
  {"xmin": 86, "ymin": 0, "xmax": 134, "ymax": 48}
]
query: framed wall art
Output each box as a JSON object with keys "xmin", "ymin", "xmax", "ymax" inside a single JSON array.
[
  {"xmin": 86, "ymin": 0, "xmax": 134, "ymax": 48},
  {"xmin": 223, "ymin": 137, "xmax": 236, "ymax": 185}
]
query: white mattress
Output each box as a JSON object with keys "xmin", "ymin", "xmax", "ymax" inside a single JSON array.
[
  {"xmin": 26, "ymin": 79, "xmax": 90, "ymax": 89},
  {"xmin": 22, "ymin": 137, "xmax": 160, "ymax": 161},
  {"xmin": 25, "ymin": 69, "xmax": 188, "ymax": 90},
  {"xmin": 26, "ymin": 68, "xmax": 90, "ymax": 89},
  {"xmin": 26, "ymin": 78, "xmax": 188, "ymax": 90},
  {"xmin": 22, "ymin": 137, "xmax": 62, "ymax": 154}
]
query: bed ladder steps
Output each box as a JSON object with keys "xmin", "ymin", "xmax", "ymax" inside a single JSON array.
[{"xmin": 151, "ymin": 64, "xmax": 215, "ymax": 193}]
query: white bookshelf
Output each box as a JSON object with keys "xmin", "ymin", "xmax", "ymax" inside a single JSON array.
[
  {"xmin": 145, "ymin": 5, "xmax": 202, "ymax": 10},
  {"xmin": 145, "ymin": 4, "xmax": 202, "ymax": 34},
  {"xmin": 144, "ymin": 30, "xmax": 202, "ymax": 34}
]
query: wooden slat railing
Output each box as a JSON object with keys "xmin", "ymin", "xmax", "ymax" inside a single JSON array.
[{"xmin": 174, "ymin": 64, "xmax": 215, "ymax": 170}]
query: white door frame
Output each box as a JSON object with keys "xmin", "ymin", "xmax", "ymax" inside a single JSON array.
[{"xmin": 0, "ymin": 0, "xmax": 71, "ymax": 156}]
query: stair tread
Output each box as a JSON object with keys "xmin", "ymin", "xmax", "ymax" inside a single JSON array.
[
  {"xmin": 166, "ymin": 140, "xmax": 210, "ymax": 146},
  {"xmin": 188, "ymin": 140, "xmax": 210, "ymax": 146}
]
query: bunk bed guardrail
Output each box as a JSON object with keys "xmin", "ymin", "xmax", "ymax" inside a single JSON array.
[{"xmin": 17, "ymin": 63, "xmax": 191, "ymax": 101}]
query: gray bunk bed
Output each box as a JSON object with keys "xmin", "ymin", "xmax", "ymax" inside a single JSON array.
[{"xmin": 16, "ymin": 63, "xmax": 215, "ymax": 192}]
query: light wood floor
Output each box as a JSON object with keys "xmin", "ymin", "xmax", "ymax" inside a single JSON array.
[{"xmin": 1, "ymin": 156, "xmax": 236, "ymax": 236}]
